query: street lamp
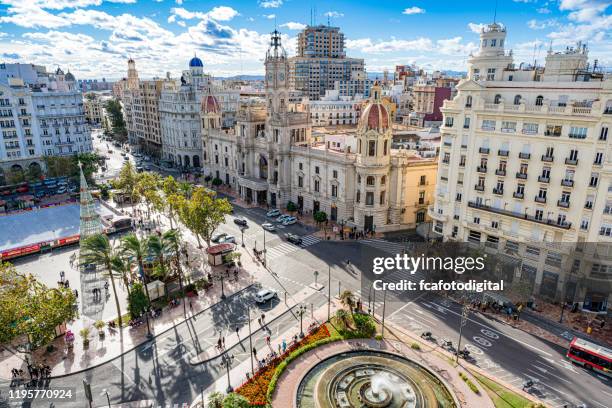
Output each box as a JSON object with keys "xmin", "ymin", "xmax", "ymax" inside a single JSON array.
[
  {"xmin": 298, "ymin": 305, "xmax": 307, "ymax": 338},
  {"xmin": 220, "ymin": 353, "xmax": 235, "ymax": 393},
  {"xmin": 456, "ymin": 304, "xmax": 469, "ymax": 363},
  {"xmin": 101, "ymin": 389, "xmax": 111, "ymax": 408},
  {"xmin": 220, "ymin": 275, "xmax": 226, "ymax": 300},
  {"xmin": 327, "ymin": 265, "xmax": 331, "ymax": 321},
  {"xmin": 381, "ymin": 289, "xmax": 387, "ymax": 338},
  {"xmin": 247, "ymin": 308, "xmax": 254, "ymax": 375}
]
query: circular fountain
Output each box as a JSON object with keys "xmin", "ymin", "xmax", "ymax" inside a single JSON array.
[{"xmin": 296, "ymin": 350, "xmax": 456, "ymax": 408}]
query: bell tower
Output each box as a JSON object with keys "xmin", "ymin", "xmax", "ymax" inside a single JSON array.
[{"xmin": 265, "ymin": 29, "xmax": 288, "ymax": 115}]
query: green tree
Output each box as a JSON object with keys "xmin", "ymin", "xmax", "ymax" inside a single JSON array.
[
  {"xmin": 127, "ymin": 282, "xmax": 149, "ymax": 319},
  {"xmin": 177, "ymin": 187, "xmax": 232, "ymax": 247},
  {"xmin": 286, "ymin": 201, "xmax": 297, "ymax": 212},
  {"xmin": 146, "ymin": 233, "xmax": 173, "ymax": 281},
  {"xmin": 115, "ymin": 162, "xmax": 140, "ymax": 211},
  {"xmin": 161, "ymin": 176, "xmax": 180, "ymax": 228},
  {"xmin": 104, "ymin": 99, "xmax": 127, "ymax": 141},
  {"xmin": 314, "ymin": 211, "xmax": 327, "ymax": 225},
  {"xmin": 120, "ymin": 233, "xmax": 151, "ymax": 299},
  {"xmin": 136, "ymin": 171, "xmax": 163, "ymax": 219},
  {"xmin": 0, "ymin": 263, "xmax": 76, "ymax": 349},
  {"xmin": 211, "ymin": 177, "xmax": 222, "ymax": 187},
  {"xmin": 80, "ymin": 234, "xmax": 125, "ymax": 326},
  {"xmin": 222, "ymin": 393, "xmax": 249, "ymax": 408},
  {"xmin": 43, "ymin": 153, "xmax": 102, "ymax": 184},
  {"xmin": 340, "ymin": 290, "xmax": 355, "ymax": 314}
]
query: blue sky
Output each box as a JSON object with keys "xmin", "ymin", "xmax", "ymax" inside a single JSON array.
[{"xmin": 0, "ymin": 0, "xmax": 610, "ymax": 79}]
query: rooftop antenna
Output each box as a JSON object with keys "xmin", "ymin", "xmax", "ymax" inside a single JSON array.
[{"xmin": 493, "ymin": 0, "xmax": 498, "ymax": 23}]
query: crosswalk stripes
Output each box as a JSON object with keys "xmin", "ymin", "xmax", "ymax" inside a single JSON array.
[
  {"xmin": 265, "ymin": 234, "xmax": 322, "ymax": 261},
  {"xmin": 359, "ymin": 238, "xmax": 408, "ymax": 255}
]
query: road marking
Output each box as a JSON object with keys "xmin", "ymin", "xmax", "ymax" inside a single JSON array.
[{"xmin": 426, "ymin": 302, "xmax": 553, "ymax": 357}]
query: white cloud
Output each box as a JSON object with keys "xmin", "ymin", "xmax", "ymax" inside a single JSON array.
[
  {"xmin": 264, "ymin": 14, "xmax": 276, "ymax": 20},
  {"xmin": 207, "ymin": 6, "xmax": 240, "ymax": 22},
  {"xmin": 527, "ymin": 18, "xmax": 558, "ymax": 29},
  {"xmin": 280, "ymin": 22, "xmax": 306, "ymax": 30},
  {"xmin": 324, "ymin": 11, "xmax": 344, "ymax": 18},
  {"xmin": 467, "ymin": 22, "xmax": 486, "ymax": 34},
  {"xmin": 175, "ymin": 0, "xmax": 183, "ymax": 5},
  {"xmin": 258, "ymin": 0, "xmax": 282, "ymax": 8},
  {"xmin": 549, "ymin": 0, "xmax": 611, "ymax": 44},
  {"xmin": 169, "ymin": 6, "xmax": 239, "ymax": 22},
  {"xmin": 346, "ymin": 35, "xmax": 476, "ymax": 56},
  {"xmin": 537, "ymin": 7, "xmax": 551, "ymax": 14},
  {"xmin": 402, "ymin": 6, "xmax": 425, "ymax": 15}
]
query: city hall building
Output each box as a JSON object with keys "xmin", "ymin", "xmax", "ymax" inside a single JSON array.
[{"xmin": 201, "ymin": 31, "xmax": 437, "ymax": 232}]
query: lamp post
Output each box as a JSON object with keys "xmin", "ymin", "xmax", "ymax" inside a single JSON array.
[
  {"xmin": 381, "ymin": 289, "xmax": 387, "ymax": 338},
  {"xmin": 456, "ymin": 304, "xmax": 469, "ymax": 363},
  {"xmin": 101, "ymin": 389, "xmax": 111, "ymax": 408},
  {"xmin": 263, "ymin": 228, "xmax": 267, "ymax": 267},
  {"xmin": 247, "ymin": 308, "xmax": 254, "ymax": 375},
  {"xmin": 220, "ymin": 275, "xmax": 226, "ymax": 300},
  {"xmin": 298, "ymin": 305, "xmax": 307, "ymax": 338},
  {"xmin": 327, "ymin": 265, "xmax": 331, "ymax": 321},
  {"xmin": 220, "ymin": 353, "xmax": 235, "ymax": 393}
]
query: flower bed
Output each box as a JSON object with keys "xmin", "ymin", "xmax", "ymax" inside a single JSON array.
[{"xmin": 236, "ymin": 324, "xmax": 331, "ymax": 406}]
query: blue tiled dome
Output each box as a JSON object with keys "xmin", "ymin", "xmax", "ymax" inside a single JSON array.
[{"xmin": 189, "ymin": 56, "xmax": 203, "ymax": 67}]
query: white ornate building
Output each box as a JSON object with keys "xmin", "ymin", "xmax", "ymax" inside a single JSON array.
[
  {"xmin": 0, "ymin": 66, "xmax": 92, "ymax": 181},
  {"xmin": 431, "ymin": 22, "xmax": 612, "ymax": 310},
  {"xmin": 202, "ymin": 31, "xmax": 438, "ymax": 232},
  {"xmin": 159, "ymin": 56, "xmax": 209, "ymax": 168}
]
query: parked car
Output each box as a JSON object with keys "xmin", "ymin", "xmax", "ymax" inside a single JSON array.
[
  {"xmin": 282, "ymin": 216, "xmax": 297, "ymax": 226},
  {"xmin": 262, "ymin": 223, "xmax": 276, "ymax": 232},
  {"xmin": 35, "ymin": 191, "xmax": 46, "ymax": 199},
  {"xmin": 143, "ymin": 165, "xmax": 151, "ymax": 171},
  {"xmin": 266, "ymin": 209, "xmax": 280, "ymax": 217},
  {"xmin": 69, "ymin": 185, "xmax": 78, "ymax": 193},
  {"xmin": 286, "ymin": 233, "xmax": 302, "ymax": 245},
  {"xmin": 136, "ymin": 166, "xmax": 144, "ymax": 173},
  {"xmin": 56, "ymin": 186, "xmax": 67, "ymax": 194},
  {"xmin": 16, "ymin": 186, "xmax": 28, "ymax": 193},
  {"xmin": 255, "ymin": 289, "xmax": 278, "ymax": 303},
  {"xmin": 276, "ymin": 214, "xmax": 291, "ymax": 223},
  {"xmin": 211, "ymin": 233, "xmax": 227, "ymax": 243},
  {"xmin": 234, "ymin": 217, "xmax": 248, "ymax": 226},
  {"xmin": 219, "ymin": 235, "xmax": 236, "ymax": 244}
]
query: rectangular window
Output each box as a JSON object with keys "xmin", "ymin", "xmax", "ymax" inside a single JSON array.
[
  {"xmin": 368, "ymin": 140, "xmax": 376, "ymax": 156},
  {"xmin": 365, "ymin": 192, "xmax": 374, "ymax": 206},
  {"xmin": 482, "ymin": 119, "xmax": 495, "ymax": 130}
]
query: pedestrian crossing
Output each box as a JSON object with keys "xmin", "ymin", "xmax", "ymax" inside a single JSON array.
[
  {"xmin": 265, "ymin": 235, "xmax": 322, "ymax": 261},
  {"xmin": 360, "ymin": 238, "xmax": 412, "ymax": 255}
]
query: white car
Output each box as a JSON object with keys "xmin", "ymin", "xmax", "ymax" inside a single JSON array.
[
  {"xmin": 219, "ymin": 235, "xmax": 236, "ymax": 244},
  {"xmin": 282, "ymin": 216, "xmax": 297, "ymax": 226},
  {"xmin": 262, "ymin": 223, "xmax": 276, "ymax": 232},
  {"xmin": 276, "ymin": 214, "xmax": 291, "ymax": 223},
  {"xmin": 211, "ymin": 233, "xmax": 227, "ymax": 243},
  {"xmin": 255, "ymin": 289, "xmax": 278, "ymax": 303},
  {"xmin": 266, "ymin": 209, "xmax": 280, "ymax": 217}
]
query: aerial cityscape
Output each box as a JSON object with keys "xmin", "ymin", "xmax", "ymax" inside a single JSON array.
[{"xmin": 0, "ymin": 0, "xmax": 610, "ymax": 407}]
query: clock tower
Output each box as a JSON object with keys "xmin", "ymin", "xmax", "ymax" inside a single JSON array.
[{"xmin": 265, "ymin": 29, "xmax": 288, "ymax": 114}]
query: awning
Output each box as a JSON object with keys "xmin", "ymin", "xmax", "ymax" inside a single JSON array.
[
  {"xmin": 237, "ymin": 175, "xmax": 269, "ymax": 191},
  {"xmin": 207, "ymin": 243, "xmax": 235, "ymax": 255}
]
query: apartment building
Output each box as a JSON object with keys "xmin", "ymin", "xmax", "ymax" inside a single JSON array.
[
  {"xmin": 289, "ymin": 25, "xmax": 366, "ymax": 100},
  {"xmin": 431, "ymin": 22, "xmax": 612, "ymax": 311},
  {"xmin": 0, "ymin": 67, "xmax": 92, "ymax": 181},
  {"xmin": 83, "ymin": 93, "xmax": 108, "ymax": 126}
]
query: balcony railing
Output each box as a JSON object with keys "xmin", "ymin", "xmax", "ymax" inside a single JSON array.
[
  {"xmin": 544, "ymin": 131, "xmax": 561, "ymax": 137},
  {"xmin": 519, "ymin": 152, "xmax": 531, "ymax": 159},
  {"xmin": 565, "ymin": 158, "xmax": 578, "ymax": 165},
  {"xmin": 513, "ymin": 192, "xmax": 524, "ymax": 199},
  {"xmin": 541, "ymin": 155, "xmax": 554, "ymax": 162},
  {"xmin": 516, "ymin": 172, "xmax": 528, "ymax": 179},
  {"xmin": 538, "ymin": 176, "xmax": 550, "ymax": 183},
  {"xmin": 561, "ymin": 179, "xmax": 574, "ymax": 187},
  {"xmin": 498, "ymin": 150, "xmax": 509, "ymax": 157},
  {"xmin": 535, "ymin": 196, "xmax": 547, "ymax": 203},
  {"xmin": 557, "ymin": 200, "xmax": 570, "ymax": 208},
  {"xmin": 495, "ymin": 169, "xmax": 506, "ymax": 176},
  {"xmin": 568, "ymin": 133, "xmax": 587, "ymax": 139},
  {"xmin": 493, "ymin": 188, "xmax": 504, "ymax": 195},
  {"xmin": 479, "ymin": 147, "xmax": 490, "ymax": 154},
  {"xmin": 477, "ymin": 166, "xmax": 488, "ymax": 173},
  {"xmin": 467, "ymin": 201, "xmax": 571, "ymax": 229},
  {"xmin": 474, "ymin": 184, "xmax": 485, "ymax": 191},
  {"xmin": 501, "ymin": 128, "xmax": 516, "ymax": 133}
]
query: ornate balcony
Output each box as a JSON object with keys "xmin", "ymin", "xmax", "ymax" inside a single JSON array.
[{"xmin": 467, "ymin": 201, "xmax": 571, "ymax": 229}]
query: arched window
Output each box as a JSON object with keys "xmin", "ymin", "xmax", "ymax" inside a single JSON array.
[
  {"xmin": 535, "ymin": 95, "xmax": 544, "ymax": 106},
  {"xmin": 381, "ymin": 175, "xmax": 386, "ymax": 185},
  {"xmin": 494, "ymin": 94, "xmax": 502, "ymax": 104},
  {"xmin": 514, "ymin": 95, "xmax": 522, "ymax": 105},
  {"xmin": 466, "ymin": 95, "xmax": 472, "ymax": 108}
]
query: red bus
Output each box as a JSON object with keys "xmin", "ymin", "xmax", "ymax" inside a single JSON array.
[{"xmin": 567, "ymin": 337, "xmax": 612, "ymax": 377}]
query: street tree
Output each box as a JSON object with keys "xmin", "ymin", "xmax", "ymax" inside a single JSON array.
[
  {"xmin": 178, "ymin": 187, "xmax": 232, "ymax": 247},
  {"xmin": 137, "ymin": 171, "xmax": 163, "ymax": 219},
  {"xmin": 314, "ymin": 211, "xmax": 327, "ymax": 225},
  {"xmin": 146, "ymin": 233, "xmax": 174, "ymax": 281},
  {"xmin": 115, "ymin": 162, "xmax": 140, "ymax": 212},
  {"xmin": 222, "ymin": 393, "xmax": 249, "ymax": 408},
  {"xmin": 207, "ymin": 392, "xmax": 224, "ymax": 408},
  {"xmin": 80, "ymin": 234, "xmax": 125, "ymax": 326},
  {"xmin": 340, "ymin": 290, "xmax": 355, "ymax": 314},
  {"xmin": 286, "ymin": 201, "xmax": 297, "ymax": 212},
  {"xmin": 127, "ymin": 282, "xmax": 149, "ymax": 320},
  {"xmin": 0, "ymin": 263, "xmax": 76, "ymax": 349},
  {"xmin": 161, "ymin": 176, "xmax": 180, "ymax": 228},
  {"xmin": 120, "ymin": 233, "xmax": 151, "ymax": 300},
  {"xmin": 104, "ymin": 99, "xmax": 127, "ymax": 141}
]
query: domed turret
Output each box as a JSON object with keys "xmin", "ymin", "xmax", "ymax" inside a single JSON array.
[
  {"xmin": 65, "ymin": 70, "xmax": 75, "ymax": 82},
  {"xmin": 358, "ymin": 81, "xmax": 389, "ymax": 132},
  {"xmin": 189, "ymin": 56, "xmax": 204, "ymax": 68},
  {"xmin": 201, "ymin": 94, "xmax": 220, "ymax": 114}
]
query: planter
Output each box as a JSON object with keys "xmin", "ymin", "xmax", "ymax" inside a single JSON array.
[
  {"xmin": 98, "ymin": 331, "xmax": 105, "ymax": 339},
  {"xmin": 83, "ymin": 340, "xmax": 90, "ymax": 349}
]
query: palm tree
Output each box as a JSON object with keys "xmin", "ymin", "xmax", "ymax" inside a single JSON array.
[
  {"xmin": 340, "ymin": 290, "xmax": 355, "ymax": 313},
  {"xmin": 120, "ymin": 233, "xmax": 151, "ymax": 300},
  {"xmin": 156, "ymin": 229, "xmax": 187, "ymax": 317},
  {"xmin": 81, "ymin": 234, "xmax": 124, "ymax": 326}
]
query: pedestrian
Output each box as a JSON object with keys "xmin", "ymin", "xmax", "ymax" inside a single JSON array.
[
  {"xmin": 189, "ymin": 300, "xmax": 193, "ymax": 312},
  {"xmin": 74, "ymin": 289, "xmax": 78, "ymax": 298},
  {"xmin": 222, "ymin": 337, "xmax": 225, "ymax": 348},
  {"xmin": 278, "ymin": 343, "xmax": 281, "ymax": 355},
  {"xmin": 266, "ymin": 335, "xmax": 270, "ymax": 345},
  {"xmin": 235, "ymin": 327, "xmax": 240, "ymax": 338},
  {"xmin": 261, "ymin": 313, "xmax": 265, "ymax": 323},
  {"xmin": 257, "ymin": 317, "xmax": 261, "ymax": 326},
  {"xmin": 252, "ymin": 347, "xmax": 257, "ymax": 358},
  {"xmin": 282, "ymin": 339, "xmax": 286, "ymax": 353},
  {"xmin": 217, "ymin": 337, "xmax": 222, "ymax": 350}
]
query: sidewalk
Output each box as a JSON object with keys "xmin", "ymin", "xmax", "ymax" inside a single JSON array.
[{"xmin": 189, "ymin": 285, "xmax": 320, "ymax": 365}]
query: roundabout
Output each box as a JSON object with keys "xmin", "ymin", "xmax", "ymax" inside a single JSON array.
[{"xmin": 296, "ymin": 350, "xmax": 457, "ymax": 408}]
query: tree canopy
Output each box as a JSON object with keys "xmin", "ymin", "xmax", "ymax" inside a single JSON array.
[
  {"xmin": 0, "ymin": 263, "xmax": 76, "ymax": 349},
  {"xmin": 177, "ymin": 187, "xmax": 232, "ymax": 246}
]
